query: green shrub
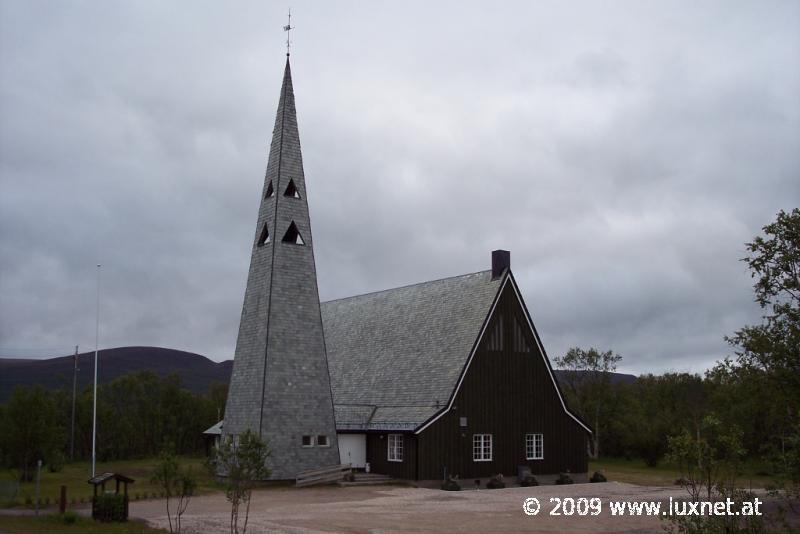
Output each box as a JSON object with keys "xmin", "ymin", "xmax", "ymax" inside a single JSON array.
[
  {"xmin": 440, "ymin": 475, "xmax": 461, "ymax": 491},
  {"xmin": 642, "ymin": 451, "xmax": 660, "ymax": 467},
  {"xmin": 59, "ymin": 511, "xmax": 79, "ymax": 524},
  {"xmin": 486, "ymin": 474, "xmax": 506, "ymax": 489},
  {"xmin": 556, "ymin": 472, "xmax": 574, "ymax": 485},
  {"xmin": 47, "ymin": 450, "xmax": 66, "ymax": 473},
  {"xmin": 590, "ymin": 471, "xmax": 607, "ymax": 483}
]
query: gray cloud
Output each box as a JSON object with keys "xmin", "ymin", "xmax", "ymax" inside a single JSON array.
[{"xmin": 1, "ymin": 1, "xmax": 798, "ymax": 375}]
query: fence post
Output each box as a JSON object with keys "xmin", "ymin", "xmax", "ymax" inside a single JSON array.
[
  {"xmin": 60, "ymin": 485, "xmax": 67, "ymax": 514},
  {"xmin": 35, "ymin": 460, "xmax": 41, "ymax": 516}
]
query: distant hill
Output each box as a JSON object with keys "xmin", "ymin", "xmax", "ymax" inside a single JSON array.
[
  {"xmin": 0, "ymin": 346, "xmax": 637, "ymax": 403},
  {"xmin": 0, "ymin": 346, "xmax": 232, "ymax": 402}
]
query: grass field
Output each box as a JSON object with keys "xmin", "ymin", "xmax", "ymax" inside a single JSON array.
[
  {"xmin": 1, "ymin": 456, "xmax": 219, "ymax": 508},
  {"xmin": 0, "ymin": 514, "xmax": 166, "ymax": 533},
  {"xmin": 589, "ymin": 457, "xmax": 775, "ymax": 488}
]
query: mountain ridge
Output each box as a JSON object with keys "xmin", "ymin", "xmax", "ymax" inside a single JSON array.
[
  {"xmin": 0, "ymin": 346, "xmax": 232, "ymax": 402},
  {"xmin": 0, "ymin": 346, "xmax": 637, "ymax": 403}
]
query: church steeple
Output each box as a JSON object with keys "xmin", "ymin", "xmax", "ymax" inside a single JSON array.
[{"xmin": 223, "ymin": 56, "xmax": 340, "ymax": 479}]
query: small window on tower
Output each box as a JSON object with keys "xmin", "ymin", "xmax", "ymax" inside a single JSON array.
[
  {"xmin": 301, "ymin": 435, "xmax": 313, "ymax": 447},
  {"xmin": 284, "ymin": 179, "xmax": 301, "ymax": 198},
  {"xmin": 265, "ymin": 181, "xmax": 274, "ymax": 198},
  {"xmin": 317, "ymin": 435, "xmax": 329, "ymax": 447},
  {"xmin": 257, "ymin": 223, "xmax": 270, "ymax": 246},
  {"xmin": 282, "ymin": 221, "xmax": 305, "ymax": 245}
]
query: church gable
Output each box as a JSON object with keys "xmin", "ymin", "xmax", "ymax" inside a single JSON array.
[
  {"xmin": 417, "ymin": 273, "xmax": 591, "ymax": 435},
  {"xmin": 413, "ymin": 276, "xmax": 590, "ymax": 479}
]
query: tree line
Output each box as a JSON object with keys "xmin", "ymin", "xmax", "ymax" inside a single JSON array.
[
  {"xmin": 0, "ymin": 371, "xmax": 226, "ymax": 480},
  {"xmin": 558, "ymin": 354, "xmax": 794, "ymax": 469}
]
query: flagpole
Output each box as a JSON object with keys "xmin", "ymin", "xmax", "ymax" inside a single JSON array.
[{"xmin": 92, "ymin": 264, "xmax": 101, "ymax": 478}]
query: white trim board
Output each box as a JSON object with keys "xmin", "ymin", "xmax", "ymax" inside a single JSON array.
[{"xmin": 415, "ymin": 270, "xmax": 592, "ymax": 435}]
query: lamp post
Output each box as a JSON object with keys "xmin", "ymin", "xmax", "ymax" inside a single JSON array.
[
  {"xmin": 70, "ymin": 344, "xmax": 78, "ymax": 460},
  {"xmin": 92, "ymin": 264, "xmax": 101, "ymax": 478}
]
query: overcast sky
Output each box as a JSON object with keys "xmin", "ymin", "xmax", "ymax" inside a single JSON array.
[{"xmin": 1, "ymin": 1, "xmax": 798, "ymax": 375}]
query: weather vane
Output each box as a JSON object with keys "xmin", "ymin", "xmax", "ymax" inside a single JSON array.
[{"xmin": 283, "ymin": 9, "xmax": 293, "ymax": 56}]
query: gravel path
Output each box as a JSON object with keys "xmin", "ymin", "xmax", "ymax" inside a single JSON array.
[{"xmin": 131, "ymin": 482, "xmax": 695, "ymax": 533}]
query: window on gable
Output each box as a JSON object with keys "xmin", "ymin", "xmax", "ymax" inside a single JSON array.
[
  {"xmin": 284, "ymin": 179, "xmax": 301, "ymax": 198},
  {"xmin": 473, "ymin": 434, "xmax": 492, "ymax": 461},
  {"xmin": 317, "ymin": 435, "xmax": 329, "ymax": 447},
  {"xmin": 265, "ymin": 181, "xmax": 274, "ymax": 198},
  {"xmin": 487, "ymin": 314, "xmax": 503, "ymax": 351},
  {"xmin": 526, "ymin": 433, "xmax": 543, "ymax": 460},
  {"xmin": 388, "ymin": 434, "xmax": 403, "ymax": 462},
  {"xmin": 301, "ymin": 435, "xmax": 314, "ymax": 447},
  {"xmin": 513, "ymin": 317, "xmax": 531, "ymax": 353},
  {"xmin": 281, "ymin": 221, "xmax": 306, "ymax": 245},
  {"xmin": 257, "ymin": 222, "xmax": 270, "ymax": 246}
]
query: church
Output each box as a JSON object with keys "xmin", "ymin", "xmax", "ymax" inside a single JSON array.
[{"xmin": 222, "ymin": 54, "xmax": 591, "ymax": 482}]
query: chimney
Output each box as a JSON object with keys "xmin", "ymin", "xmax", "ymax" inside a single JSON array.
[{"xmin": 491, "ymin": 250, "xmax": 510, "ymax": 280}]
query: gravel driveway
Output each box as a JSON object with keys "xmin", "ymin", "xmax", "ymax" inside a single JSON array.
[{"xmin": 131, "ymin": 482, "xmax": 697, "ymax": 533}]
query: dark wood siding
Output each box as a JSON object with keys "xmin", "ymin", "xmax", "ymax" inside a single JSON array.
[
  {"xmin": 365, "ymin": 432, "xmax": 417, "ymax": 479},
  {"xmin": 416, "ymin": 282, "xmax": 588, "ymax": 480}
]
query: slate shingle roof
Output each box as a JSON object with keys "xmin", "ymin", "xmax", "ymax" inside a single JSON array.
[{"xmin": 321, "ymin": 270, "xmax": 503, "ymax": 431}]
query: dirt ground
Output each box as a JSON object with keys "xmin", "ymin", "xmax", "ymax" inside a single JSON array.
[{"xmin": 131, "ymin": 482, "xmax": 708, "ymax": 533}]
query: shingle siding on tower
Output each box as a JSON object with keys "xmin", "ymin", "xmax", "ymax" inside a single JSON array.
[{"xmin": 223, "ymin": 58, "xmax": 339, "ymax": 480}]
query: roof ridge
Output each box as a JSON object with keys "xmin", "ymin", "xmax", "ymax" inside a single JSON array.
[
  {"xmin": 336, "ymin": 403, "xmax": 438, "ymax": 408},
  {"xmin": 321, "ymin": 269, "xmax": 493, "ymax": 304}
]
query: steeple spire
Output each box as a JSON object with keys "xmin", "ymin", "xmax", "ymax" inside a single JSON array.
[{"xmin": 223, "ymin": 55, "xmax": 340, "ymax": 479}]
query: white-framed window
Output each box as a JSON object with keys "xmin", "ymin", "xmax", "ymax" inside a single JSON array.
[
  {"xmin": 526, "ymin": 433, "xmax": 543, "ymax": 460},
  {"xmin": 317, "ymin": 435, "xmax": 330, "ymax": 447},
  {"xmin": 473, "ymin": 434, "xmax": 492, "ymax": 461},
  {"xmin": 387, "ymin": 434, "xmax": 403, "ymax": 462},
  {"xmin": 301, "ymin": 435, "xmax": 314, "ymax": 447}
]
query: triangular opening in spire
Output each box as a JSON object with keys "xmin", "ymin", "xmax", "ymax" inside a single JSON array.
[
  {"xmin": 281, "ymin": 221, "xmax": 305, "ymax": 245},
  {"xmin": 265, "ymin": 181, "xmax": 274, "ymax": 199},
  {"xmin": 284, "ymin": 179, "xmax": 301, "ymax": 199},
  {"xmin": 257, "ymin": 222, "xmax": 271, "ymax": 246}
]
